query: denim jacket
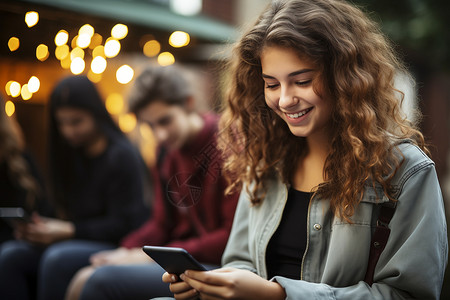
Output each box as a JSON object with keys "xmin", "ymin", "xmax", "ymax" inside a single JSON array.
[{"xmin": 222, "ymin": 142, "xmax": 448, "ymax": 299}]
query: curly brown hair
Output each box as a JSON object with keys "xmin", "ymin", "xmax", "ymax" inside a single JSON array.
[{"xmin": 219, "ymin": 0, "xmax": 427, "ymax": 221}]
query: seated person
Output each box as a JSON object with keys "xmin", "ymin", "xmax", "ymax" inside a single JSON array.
[
  {"xmin": 65, "ymin": 65, "xmax": 239, "ymax": 300},
  {"xmin": 0, "ymin": 94, "xmax": 50, "ymax": 244},
  {"xmin": 0, "ymin": 76, "xmax": 149, "ymax": 300}
]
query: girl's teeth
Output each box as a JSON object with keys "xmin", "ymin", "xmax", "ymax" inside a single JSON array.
[{"xmin": 287, "ymin": 108, "xmax": 311, "ymax": 119}]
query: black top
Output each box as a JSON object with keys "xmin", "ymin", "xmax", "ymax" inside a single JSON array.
[
  {"xmin": 266, "ymin": 187, "xmax": 311, "ymax": 280},
  {"xmin": 65, "ymin": 138, "xmax": 149, "ymax": 244}
]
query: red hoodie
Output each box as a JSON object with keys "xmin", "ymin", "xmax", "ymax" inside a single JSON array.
[{"xmin": 121, "ymin": 114, "xmax": 239, "ymax": 264}]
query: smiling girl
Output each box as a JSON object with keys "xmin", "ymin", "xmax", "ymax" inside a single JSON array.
[{"xmin": 161, "ymin": 0, "xmax": 448, "ymax": 299}]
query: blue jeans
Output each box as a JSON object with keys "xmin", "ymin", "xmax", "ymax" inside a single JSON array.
[
  {"xmin": 0, "ymin": 239, "xmax": 115, "ymax": 300},
  {"xmin": 80, "ymin": 263, "xmax": 218, "ymax": 300}
]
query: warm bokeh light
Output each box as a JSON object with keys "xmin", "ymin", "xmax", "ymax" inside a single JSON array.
[
  {"xmin": 169, "ymin": 31, "xmax": 190, "ymax": 48},
  {"xmin": 92, "ymin": 45, "xmax": 105, "ymax": 57},
  {"xmin": 70, "ymin": 47, "xmax": 85, "ymax": 60},
  {"xmin": 9, "ymin": 82, "xmax": 21, "ymax": 98},
  {"xmin": 25, "ymin": 11, "xmax": 39, "ymax": 27},
  {"xmin": 28, "ymin": 76, "xmax": 40, "ymax": 93},
  {"xmin": 71, "ymin": 35, "xmax": 78, "ymax": 49},
  {"xmin": 36, "ymin": 44, "xmax": 49, "ymax": 61},
  {"xmin": 5, "ymin": 81, "xmax": 13, "ymax": 96},
  {"xmin": 61, "ymin": 55, "xmax": 71, "ymax": 69},
  {"xmin": 90, "ymin": 33, "xmax": 103, "ymax": 49},
  {"xmin": 55, "ymin": 44, "xmax": 70, "ymax": 60},
  {"xmin": 70, "ymin": 57, "xmax": 85, "ymax": 75},
  {"xmin": 21, "ymin": 84, "xmax": 32, "ymax": 100},
  {"xmin": 119, "ymin": 113, "xmax": 137, "ymax": 133},
  {"xmin": 104, "ymin": 39, "xmax": 121, "ymax": 58},
  {"xmin": 105, "ymin": 93, "xmax": 124, "ymax": 115},
  {"xmin": 55, "ymin": 30, "xmax": 69, "ymax": 46},
  {"xmin": 8, "ymin": 37, "xmax": 20, "ymax": 51},
  {"xmin": 79, "ymin": 24, "xmax": 95, "ymax": 37},
  {"xmin": 116, "ymin": 65, "xmax": 134, "ymax": 84},
  {"xmin": 5, "ymin": 101, "xmax": 15, "ymax": 117},
  {"xmin": 111, "ymin": 24, "xmax": 128, "ymax": 40},
  {"xmin": 170, "ymin": 0, "xmax": 202, "ymax": 16},
  {"xmin": 87, "ymin": 70, "xmax": 102, "ymax": 83},
  {"xmin": 157, "ymin": 52, "xmax": 175, "ymax": 66},
  {"xmin": 143, "ymin": 40, "xmax": 161, "ymax": 57},
  {"xmin": 77, "ymin": 33, "xmax": 91, "ymax": 49},
  {"xmin": 91, "ymin": 56, "xmax": 107, "ymax": 74}
]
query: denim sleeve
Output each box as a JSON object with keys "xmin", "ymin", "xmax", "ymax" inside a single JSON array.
[{"xmin": 221, "ymin": 187, "xmax": 258, "ymax": 273}]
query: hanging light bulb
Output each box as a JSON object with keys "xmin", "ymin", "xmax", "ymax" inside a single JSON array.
[
  {"xmin": 25, "ymin": 11, "xmax": 39, "ymax": 27},
  {"xmin": 55, "ymin": 30, "xmax": 69, "ymax": 46},
  {"xmin": 28, "ymin": 76, "xmax": 40, "ymax": 93},
  {"xmin": 116, "ymin": 65, "xmax": 134, "ymax": 84},
  {"xmin": 111, "ymin": 24, "xmax": 128, "ymax": 40}
]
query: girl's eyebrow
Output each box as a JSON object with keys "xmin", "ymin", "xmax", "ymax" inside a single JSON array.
[{"xmin": 262, "ymin": 69, "xmax": 314, "ymax": 79}]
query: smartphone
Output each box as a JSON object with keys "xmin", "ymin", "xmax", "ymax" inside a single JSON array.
[
  {"xmin": 0, "ymin": 207, "xmax": 31, "ymax": 228},
  {"xmin": 142, "ymin": 246, "xmax": 207, "ymax": 276}
]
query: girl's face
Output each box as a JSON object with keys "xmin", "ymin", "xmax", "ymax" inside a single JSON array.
[
  {"xmin": 137, "ymin": 101, "xmax": 192, "ymax": 150},
  {"xmin": 55, "ymin": 107, "xmax": 100, "ymax": 148},
  {"xmin": 261, "ymin": 46, "xmax": 332, "ymax": 140}
]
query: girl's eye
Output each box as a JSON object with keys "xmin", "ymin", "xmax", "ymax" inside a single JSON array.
[
  {"xmin": 265, "ymin": 83, "xmax": 279, "ymax": 89},
  {"xmin": 296, "ymin": 80, "xmax": 312, "ymax": 86}
]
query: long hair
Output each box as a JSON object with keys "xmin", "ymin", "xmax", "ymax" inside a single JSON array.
[
  {"xmin": 0, "ymin": 95, "xmax": 39, "ymax": 208},
  {"xmin": 48, "ymin": 76, "xmax": 123, "ymax": 217},
  {"xmin": 219, "ymin": 0, "xmax": 427, "ymax": 221}
]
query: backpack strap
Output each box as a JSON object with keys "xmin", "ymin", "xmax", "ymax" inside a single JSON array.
[{"xmin": 364, "ymin": 200, "xmax": 397, "ymax": 286}]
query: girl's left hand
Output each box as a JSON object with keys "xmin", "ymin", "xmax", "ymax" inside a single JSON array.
[
  {"xmin": 179, "ymin": 267, "xmax": 286, "ymax": 300},
  {"xmin": 20, "ymin": 213, "xmax": 75, "ymax": 245}
]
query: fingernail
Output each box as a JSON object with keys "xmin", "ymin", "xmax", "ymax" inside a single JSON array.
[
  {"xmin": 171, "ymin": 275, "xmax": 176, "ymax": 282},
  {"xmin": 180, "ymin": 274, "xmax": 185, "ymax": 280}
]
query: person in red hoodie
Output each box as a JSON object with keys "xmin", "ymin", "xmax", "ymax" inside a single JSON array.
[{"xmin": 65, "ymin": 65, "xmax": 239, "ymax": 300}]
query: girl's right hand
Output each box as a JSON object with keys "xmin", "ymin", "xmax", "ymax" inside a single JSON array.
[{"xmin": 162, "ymin": 272, "xmax": 199, "ymax": 300}]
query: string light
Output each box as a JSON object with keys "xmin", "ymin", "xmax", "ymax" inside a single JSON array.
[
  {"xmin": 119, "ymin": 113, "xmax": 137, "ymax": 133},
  {"xmin": 9, "ymin": 82, "xmax": 21, "ymax": 98},
  {"xmin": 79, "ymin": 24, "xmax": 95, "ymax": 37},
  {"xmin": 55, "ymin": 30, "xmax": 69, "ymax": 46},
  {"xmin": 25, "ymin": 11, "xmax": 39, "ymax": 27},
  {"xmin": 105, "ymin": 93, "xmax": 124, "ymax": 115},
  {"xmin": 70, "ymin": 57, "xmax": 85, "ymax": 75},
  {"xmin": 104, "ymin": 39, "xmax": 121, "ymax": 58},
  {"xmin": 55, "ymin": 45, "xmax": 70, "ymax": 60},
  {"xmin": 5, "ymin": 101, "xmax": 15, "ymax": 117},
  {"xmin": 36, "ymin": 44, "xmax": 49, "ymax": 61},
  {"xmin": 91, "ymin": 56, "xmax": 107, "ymax": 74},
  {"xmin": 169, "ymin": 31, "xmax": 190, "ymax": 48},
  {"xmin": 28, "ymin": 76, "xmax": 40, "ymax": 93},
  {"xmin": 116, "ymin": 65, "xmax": 134, "ymax": 84},
  {"xmin": 21, "ymin": 84, "xmax": 32, "ymax": 100},
  {"xmin": 157, "ymin": 52, "xmax": 175, "ymax": 66},
  {"xmin": 8, "ymin": 37, "xmax": 20, "ymax": 51},
  {"xmin": 143, "ymin": 40, "xmax": 160, "ymax": 57},
  {"xmin": 111, "ymin": 24, "xmax": 128, "ymax": 40},
  {"xmin": 5, "ymin": 81, "xmax": 13, "ymax": 96}
]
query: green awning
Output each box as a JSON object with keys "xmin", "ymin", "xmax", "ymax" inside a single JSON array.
[{"xmin": 18, "ymin": 0, "xmax": 238, "ymax": 43}]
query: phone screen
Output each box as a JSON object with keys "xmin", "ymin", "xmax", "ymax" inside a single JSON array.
[{"xmin": 142, "ymin": 246, "xmax": 206, "ymax": 276}]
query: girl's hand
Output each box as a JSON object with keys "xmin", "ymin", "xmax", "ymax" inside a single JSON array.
[
  {"xmin": 162, "ymin": 272, "xmax": 199, "ymax": 300},
  {"xmin": 90, "ymin": 247, "xmax": 151, "ymax": 266},
  {"xmin": 20, "ymin": 213, "xmax": 74, "ymax": 245},
  {"xmin": 165, "ymin": 267, "xmax": 286, "ymax": 300}
]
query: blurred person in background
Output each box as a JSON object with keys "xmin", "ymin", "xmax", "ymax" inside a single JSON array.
[
  {"xmin": 0, "ymin": 94, "xmax": 50, "ymax": 243},
  {"xmin": 65, "ymin": 65, "xmax": 239, "ymax": 300},
  {"xmin": 0, "ymin": 76, "xmax": 149, "ymax": 300}
]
